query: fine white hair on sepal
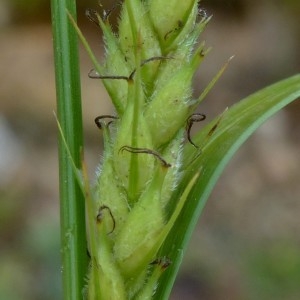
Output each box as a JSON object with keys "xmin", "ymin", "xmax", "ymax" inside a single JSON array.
[
  {"xmin": 95, "ymin": 156, "xmax": 104, "ymax": 177},
  {"xmin": 160, "ymin": 131, "xmax": 185, "ymax": 209}
]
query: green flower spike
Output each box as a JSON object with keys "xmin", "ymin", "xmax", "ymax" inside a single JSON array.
[{"xmin": 69, "ymin": 1, "xmax": 220, "ymax": 299}]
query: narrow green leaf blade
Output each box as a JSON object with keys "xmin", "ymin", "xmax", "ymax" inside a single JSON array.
[
  {"xmin": 51, "ymin": 0, "xmax": 87, "ymax": 298},
  {"xmin": 155, "ymin": 74, "xmax": 300, "ymax": 299}
]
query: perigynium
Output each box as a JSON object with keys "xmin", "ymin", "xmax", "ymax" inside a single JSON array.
[{"xmin": 71, "ymin": 0, "xmax": 221, "ymax": 298}]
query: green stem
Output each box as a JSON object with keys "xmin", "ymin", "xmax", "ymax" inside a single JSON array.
[{"xmin": 51, "ymin": 1, "xmax": 87, "ymax": 299}]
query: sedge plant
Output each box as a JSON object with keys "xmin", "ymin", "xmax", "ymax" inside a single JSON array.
[{"xmin": 51, "ymin": 0, "xmax": 300, "ymax": 299}]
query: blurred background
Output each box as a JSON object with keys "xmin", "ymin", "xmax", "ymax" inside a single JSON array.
[{"xmin": 0, "ymin": 0, "xmax": 299, "ymax": 299}]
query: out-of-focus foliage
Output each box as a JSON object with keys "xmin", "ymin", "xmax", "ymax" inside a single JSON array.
[
  {"xmin": 245, "ymin": 242, "xmax": 300, "ymax": 300},
  {"xmin": 4, "ymin": 0, "xmax": 300, "ymax": 24},
  {"xmin": 0, "ymin": 189, "xmax": 61, "ymax": 299}
]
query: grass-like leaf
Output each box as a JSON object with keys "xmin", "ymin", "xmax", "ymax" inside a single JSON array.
[
  {"xmin": 51, "ymin": 0, "xmax": 87, "ymax": 299},
  {"xmin": 156, "ymin": 74, "xmax": 300, "ymax": 299}
]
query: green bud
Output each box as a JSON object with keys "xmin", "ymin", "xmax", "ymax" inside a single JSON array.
[
  {"xmin": 113, "ymin": 167, "xmax": 167, "ymax": 279},
  {"xmin": 88, "ymin": 210, "xmax": 126, "ymax": 299},
  {"xmin": 134, "ymin": 259, "xmax": 169, "ymax": 300},
  {"xmin": 93, "ymin": 123, "xmax": 130, "ymax": 237},
  {"xmin": 145, "ymin": 47, "xmax": 205, "ymax": 147},
  {"xmin": 112, "ymin": 102, "xmax": 155, "ymax": 204},
  {"xmin": 95, "ymin": 12, "xmax": 129, "ymax": 114},
  {"xmin": 95, "ymin": 158, "xmax": 129, "ymax": 238},
  {"xmin": 149, "ymin": 0, "xmax": 198, "ymax": 50},
  {"xmin": 118, "ymin": 0, "xmax": 162, "ymax": 89}
]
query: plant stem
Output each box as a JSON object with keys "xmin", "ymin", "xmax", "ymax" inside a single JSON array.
[{"xmin": 51, "ymin": 0, "xmax": 87, "ymax": 299}]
